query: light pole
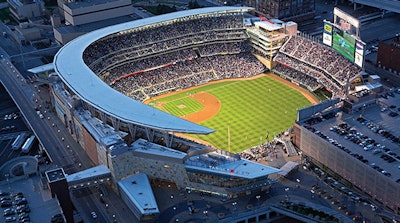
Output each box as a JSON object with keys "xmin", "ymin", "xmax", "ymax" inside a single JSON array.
[
  {"xmin": 5, "ymin": 173, "xmax": 10, "ymax": 191},
  {"xmin": 256, "ymin": 195, "xmax": 261, "ymax": 206},
  {"xmin": 284, "ymin": 187, "xmax": 290, "ymax": 201},
  {"xmin": 203, "ymin": 210, "xmax": 208, "ymax": 219},
  {"xmin": 112, "ymin": 214, "xmax": 116, "ymax": 222},
  {"xmin": 232, "ymin": 202, "xmax": 237, "ymax": 212}
]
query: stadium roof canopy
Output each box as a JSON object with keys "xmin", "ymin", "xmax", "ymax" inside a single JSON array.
[{"xmin": 54, "ymin": 6, "xmax": 252, "ymax": 134}]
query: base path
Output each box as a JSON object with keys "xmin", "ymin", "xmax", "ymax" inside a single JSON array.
[
  {"xmin": 183, "ymin": 92, "xmax": 221, "ymax": 123},
  {"xmin": 146, "ymin": 73, "xmax": 319, "ymax": 125}
]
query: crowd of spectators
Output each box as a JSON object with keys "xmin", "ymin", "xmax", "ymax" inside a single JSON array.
[
  {"xmin": 274, "ymin": 35, "xmax": 362, "ymax": 98},
  {"xmin": 279, "ymin": 35, "xmax": 362, "ymax": 85},
  {"xmin": 274, "ymin": 53, "xmax": 345, "ymax": 98},
  {"xmin": 273, "ymin": 64, "xmax": 321, "ymax": 91},
  {"xmin": 239, "ymin": 141, "xmax": 279, "ymax": 162},
  {"xmin": 198, "ymin": 42, "xmax": 251, "ymax": 56},
  {"xmin": 109, "ymin": 49, "xmax": 265, "ymax": 101},
  {"xmin": 83, "ymin": 14, "xmax": 246, "ymax": 74},
  {"xmin": 74, "ymin": 11, "xmax": 266, "ymax": 102}
]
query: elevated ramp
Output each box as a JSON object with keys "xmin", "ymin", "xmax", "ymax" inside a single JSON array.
[{"xmin": 353, "ymin": 0, "xmax": 400, "ymax": 13}]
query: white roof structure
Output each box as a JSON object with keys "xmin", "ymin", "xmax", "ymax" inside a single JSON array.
[
  {"xmin": 185, "ymin": 152, "xmax": 281, "ymax": 179},
  {"xmin": 130, "ymin": 139, "xmax": 280, "ymax": 179},
  {"xmin": 354, "ymin": 83, "xmax": 382, "ymax": 92},
  {"xmin": 277, "ymin": 161, "xmax": 299, "ymax": 177},
  {"xmin": 53, "ymin": 6, "xmax": 252, "ymax": 134},
  {"xmin": 255, "ymin": 21, "xmax": 283, "ymax": 31},
  {"xmin": 27, "ymin": 63, "xmax": 54, "ymax": 74},
  {"xmin": 118, "ymin": 173, "xmax": 159, "ymax": 216},
  {"xmin": 66, "ymin": 164, "xmax": 111, "ymax": 184},
  {"xmin": 132, "ymin": 138, "xmax": 187, "ymax": 160}
]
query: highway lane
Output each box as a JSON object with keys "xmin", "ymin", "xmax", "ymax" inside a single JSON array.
[
  {"xmin": 0, "ymin": 59, "xmax": 73, "ymax": 168},
  {"xmin": 71, "ymin": 187, "xmax": 110, "ymax": 223},
  {"xmin": 0, "ymin": 56, "xmax": 115, "ymax": 221}
]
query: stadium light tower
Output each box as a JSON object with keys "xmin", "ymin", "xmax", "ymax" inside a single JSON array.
[{"xmin": 345, "ymin": 71, "xmax": 350, "ymax": 100}]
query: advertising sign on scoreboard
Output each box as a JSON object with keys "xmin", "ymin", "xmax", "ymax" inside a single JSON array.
[
  {"xmin": 354, "ymin": 53, "xmax": 363, "ymax": 67},
  {"xmin": 323, "ymin": 22, "xmax": 333, "ymax": 46},
  {"xmin": 354, "ymin": 40, "xmax": 365, "ymax": 67},
  {"xmin": 355, "ymin": 40, "xmax": 365, "ymax": 56}
]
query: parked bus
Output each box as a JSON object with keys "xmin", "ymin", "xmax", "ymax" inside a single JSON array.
[
  {"xmin": 11, "ymin": 132, "xmax": 28, "ymax": 150},
  {"xmin": 21, "ymin": 135, "xmax": 36, "ymax": 154}
]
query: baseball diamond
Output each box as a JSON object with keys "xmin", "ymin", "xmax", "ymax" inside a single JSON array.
[{"xmin": 146, "ymin": 74, "xmax": 316, "ymax": 152}]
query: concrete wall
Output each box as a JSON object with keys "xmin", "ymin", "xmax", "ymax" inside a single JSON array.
[
  {"xmin": 53, "ymin": 27, "xmax": 85, "ymax": 45},
  {"xmin": 63, "ymin": 0, "xmax": 131, "ymax": 26},
  {"xmin": 298, "ymin": 125, "xmax": 400, "ymax": 212},
  {"xmin": 82, "ymin": 126, "xmax": 99, "ymax": 165},
  {"xmin": 8, "ymin": 0, "xmax": 44, "ymax": 20},
  {"xmin": 109, "ymin": 151, "xmax": 189, "ymax": 188}
]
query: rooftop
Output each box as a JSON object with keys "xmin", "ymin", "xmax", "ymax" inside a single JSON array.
[
  {"xmin": 45, "ymin": 168, "xmax": 66, "ymax": 183},
  {"xmin": 255, "ymin": 21, "xmax": 284, "ymax": 31},
  {"xmin": 132, "ymin": 139, "xmax": 187, "ymax": 160},
  {"xmin": 185, "ymin": 152, "xmax": 281, "ymax": 179},
  {"xmin": 66, "ymin": 165, "xmax": 111, "ymax": 184},
  {"xmin": 65, "ymin": 0, "xmax": 127, "ymax": 10},
  {"xmin": 54, "ymin": 15, "xmax": 137, "ymax": 35},
  {"xmin": 117, "ymin": 173, "xmax": 159, "ymax": 215},
  {"xmin": 76, "ymin": 109, "xmax": 124, "ymax": 146}
]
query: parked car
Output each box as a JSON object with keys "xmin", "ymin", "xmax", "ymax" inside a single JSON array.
[
  {"xmin": 4, "ymin": 210, "xmax": 16, "ymax": 216},
  {"xmin": 15, "ymin": 199, "xmax": 27, "ymax": 205},
  {"xmin": 0, "ymin": 191, "xmax": 10, "ymax": 196},
  {"xmin": 1, "ymin": 201, "xmax": 12, "ymax": 208},
  {"xmin": 1, "ymin": 196, "xmax": 11, "ymax": 201},
  {"xmin": 17, "ymin": 207, "xmax": 30, "ymax": 214},
  {"xmin": 5, "ymin": 216, "xmax": 16, "ymax": 222},
  {"xmin": 91, "ymin": 211, "xmax": 97, "ymax": 219}
]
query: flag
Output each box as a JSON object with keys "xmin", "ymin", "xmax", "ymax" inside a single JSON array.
[{"xmin": 258, "ymin": 14, "xmax": 274, "ymax": 24}]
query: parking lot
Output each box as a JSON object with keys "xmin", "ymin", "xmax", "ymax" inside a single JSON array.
[
  {"xmin": 0, "ymin": 83, "xmax": 63, "ymax": 222},
  {"xmin": 308, "ymin": 89, "xmax": 400, "ymax": 183},
  {"xmin": 0, "ymin": 175, "xmax": 63, "ymax": 222}
]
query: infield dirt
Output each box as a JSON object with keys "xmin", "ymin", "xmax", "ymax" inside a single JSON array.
[{"xmin": 145, "ymin": 73, "xmax": 319, "ymax": 124}]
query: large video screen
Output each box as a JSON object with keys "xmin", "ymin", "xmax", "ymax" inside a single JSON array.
[{"xmin": 332, "ymin": 27, "xmax": 356, "ymax": 62}]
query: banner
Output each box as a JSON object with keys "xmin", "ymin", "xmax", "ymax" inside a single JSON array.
[{"xmin": 323, "ymin": 22, "xmax": 333, "ymax": 46}]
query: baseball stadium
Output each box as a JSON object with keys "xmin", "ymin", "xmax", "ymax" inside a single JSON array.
[{"xmin": 51, "ymin": 6, "xmax": 363, "ymax": 220}]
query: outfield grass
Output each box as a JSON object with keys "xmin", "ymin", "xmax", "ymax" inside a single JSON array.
[{"xmin": 150, "ymin": 76, "xmax": 311, "ymax": 153}]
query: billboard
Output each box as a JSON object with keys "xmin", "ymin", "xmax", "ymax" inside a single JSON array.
[
  {"xmin": 323, "ymin": 21, "xmax": 333, "ymax": 46},
  {"xmin": 333, "ymin": 7, "xmax": 360, "ymax": 37},
  {"xmin": 332, "ymin": 26, "xmax": 356, "ymax": 62}
]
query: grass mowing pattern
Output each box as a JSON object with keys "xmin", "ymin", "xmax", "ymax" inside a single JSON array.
[
  {"xmin": 162, "ymin": 97, "xmax": 204, "ymax": 117},
  {"xmin": 151, "ymin": 76, "xmax": 311, "ymax": 153}
]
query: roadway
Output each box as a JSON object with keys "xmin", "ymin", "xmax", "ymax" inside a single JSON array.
[
  {"xmin": 0, "ymin": 54, "xmax": 122, "ymax": 222},
  {"xmin": 1, "ymin": 16, "xmax": 137, "ymax": 217},
  {"xmin": 0, "ymin": 59, "xmax": 74, "ymax": 169}
]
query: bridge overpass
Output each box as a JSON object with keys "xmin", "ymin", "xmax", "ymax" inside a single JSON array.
[{"xmin": 352, "ymin": 0, "xmax": 400, "ymax": 14}]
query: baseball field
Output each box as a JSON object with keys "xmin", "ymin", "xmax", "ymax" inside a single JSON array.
[{"xmin": 146, "ymin": 74, "xmax": 317, "ymax": 153}]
